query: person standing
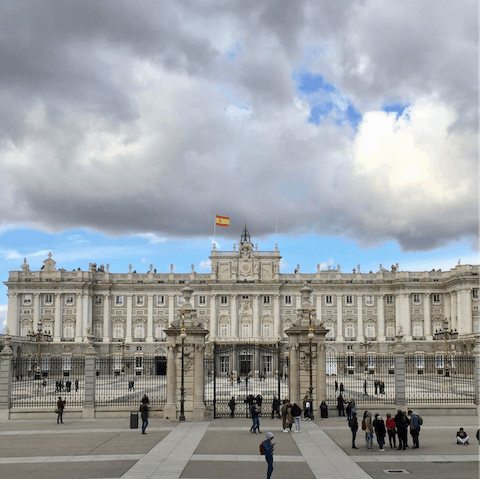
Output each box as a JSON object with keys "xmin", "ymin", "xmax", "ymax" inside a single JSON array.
[
  {"xmin": 291, "ymin": 403, "xmax": 302, "ymax": 432},
  {"xmin": 250, "ymin": 403, "xmax": 261, "ymax": 433},
  {"xmin": 336, "ymin": 394, "xmax": 346, "ymax": 417},
  {"xmin": 56, "ymin": 396, "xmax": 66, "ymax": 424},
  {"xmin": 346, "ymin": 399, "xmax": 354, "ymax": 421},
  {"xmin": 271, "ymin": 396, "xmax": 280, "ymax": 419},
  {"xmin": 363, "ymin": 379, "xmax": 367, "ymax": 395},
  {"xmin": 335, "ymin": 380, "xmax": 338, "ymax": 393},
  {"xmin": 141, "ymin": 394, "xmax": 149, "ymax": 405},
  {"xmin": 374, "ymin": 415, "xmax": 386, "ymax": 451},
  {"xmin": 286, "ymin": 402, "xmax": 294, "ymax": 432},
  {"xmin": 349, "ymin": 412, "xmax": 359, "ymax": 449},
  {"xmin": 394, "ymin": 410, "xmax": 408, "ymax": 450},
  {"xmin": 262, "ymin": 432, "xmax": 275, "ymax": 479},
  {"xmin": 228, "ymin": 396, "xmax": 236, "ymax": 418},
  {"xmin": 140, "ymin": 403, "xmax": 149, "ymax": 434},
  {"xmin": 407, "ymin": 410, "xmax": 421, "ymax": 449},
  {"xmin": 386, "ymin": 413, "xmax": 397, "ymax": 449},
  {"xmin": 364, "ymin": 411, "xmax": 373, "ymax": 450},
  {"xmin": 281, "ymin": 400, "xmax": 289, "ymax": 432},
  {"xmin": 339, "ymin": 382, "xmax": 344, "ymax": 394},
  {"xmin": 75, "ymin": 379, "xmax": 79, "ymax": 392}
]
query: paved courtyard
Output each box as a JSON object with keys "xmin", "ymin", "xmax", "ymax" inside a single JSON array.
[{"xmin": 0, "ymin": 413, "xmax": 478, "ymax": 479}]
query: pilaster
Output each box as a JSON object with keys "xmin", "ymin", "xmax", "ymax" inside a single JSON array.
[
  {"xmin": 336, "ymin": 295, "xmax": 343, "ymax": 341},
  {"xmin": 231, "ymin": 295, "xmax": 238, "ymax": 338},
  {"xmin": 33, "ymin": 293, "xmax": 40, "ymax": 332},
  {"xmin": 6, "ymin": 293, "xmax": 19, "ymax": 336},
  {"xmin": 357, "ymin": 294, "xmax": 364, "ymax": 342},
  {"xmin": 146, "ymin": 295, "xmax": 154, "ymax": 342},
  {"xmin": 253, "ymin": 295, "xmax": 260, "ymax": 338},
  {"xmin": 377, "ymin": 294, "xmax": 385, "ymax": 341},
  {"xmin": 209, "ymin": 294, "xmax": 217, "ymax": 340},
  {"xmin": 54, "ymin": 293, "xmax": 62, "ymax": 341},
  {"xmin": 75, "ymin": 293, "xmax": 83, "ymax": 341},
  {"xmin": 273, "ymin": 294, "xmax": 281, "ymax": 338},
  {"xmin": 103, "ymin": 294, "xmax": 111, "ymax": 343},
  {"xmin": 424, "ymin": 293, "xmax": 432, "ymax": 340},
  {"xmin": 125, "ymin": 295, "xmax": 133, "ymax": 342}
]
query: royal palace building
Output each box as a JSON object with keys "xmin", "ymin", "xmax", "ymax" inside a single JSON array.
[{"xmin": 4, "ymin": 227, "xmax": 479, "ymax": 356}]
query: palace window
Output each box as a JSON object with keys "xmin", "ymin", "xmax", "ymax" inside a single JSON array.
[
  {"xmin": 157, "ymin": 295, "xmax": 164, "ymax": 305},
  {"xmin": 285, "ymin": 295, "xmax": 292, "ymax": 305},
  {"xmin": 264, "ymin": 296, "xmax": 270, "ymax": 304},
  {"xmin": 413, "ymin": 294, "xmax": 421, "ymax": 303},
  {"xmin": 136, "ymin": 296, "xmax": 144, "ymax": 305},
  {"xmin": 413, "ymin": 322, "xmax": 423, "ymax": 338},
  {"xmin": 325, "ymin": 323, "xmax": 334, "ymax": 338},
  {"xmin": 366, "ymin": 323, "xmax": 375, "ymax": 338},
  {"xmin": 262, "ymin": 323, "xmax": 271, "ymax": 337},
  {"xmin": 94, "ymin": 296, "xmax": 102, "ymax": 305},
  {"xmin": 45, "ymin": 294, "xmax": 52, "ymax": 304},
  {"xmin": 23, "ymin": 294, "xmax": 32, "ymax": 304},
  {"xmin": 366, "ymin": 295, "xmax": 373, "ymax": 305},
  {"xmin": 63, "ymin": 324, "xmax": 74, "ymax": 339},
  {"xmin": 65, "ymin": 295, "xmax": 74, "ymax": 305},
  {"xmin": 436, "ymin": 355, "xmax": 444, "ymax": 369},
  {"xmin": 415, "ymin": 354, "xmax": 424, "ymax": 369},
  {"xmin": 155, "ymin": 325, "xmax": 166, "ymax": 340},
  {"xmin": 433, "ymin": 294, "xmax": 440, "ymax": 303},
  {"xmin": 386, "ymin": 323, "xmax": 395, "ymax": 338},
  {"xmin": 473, "ymin": 289, "xmax": 478, "ymax": 299},
  {"xmin": 220, "ymin": 356, "xmax": 229, "ymax": 373},
  {"xmin": 261, "ymin": 355, "xmax": 272, "ymax": 374},
  {"xmin": 345, "ymin": 323, "xmax": 355, "ymax": 338},
  {"xmin": 325, "ymin": 296, "xmax": 332, "ymax": 304},
  {"xmin": 136, "ymin": 357, "xmax": 142, "ymax": 368},
  {"xmin": 241, "ymin": 323, "xmax": 251, "ymax": 338},
  {"xmin": 219, "ymin": 323, "xmax": 229, "ymax": 338},
  {"xmin": 386, "ymin": 295, "xmax": 393, "ymax": 304},
  {"xmin": 473, "ymin": 322, "xmax": 479, "ymax": 333},
  {"xmin": 242, "ymin": 295, "xmax": 249, "ymax": 299},
  {"xmin": 346, "ymin": 296, "xmax": 353, "ymax": 304},
  {"xmin": 113, "ymin": 323, "xmax": 124, "ymax": 338},
  {"xmin": 115, "ymin": 296, "xmax": 123, "ymax": 305},
  {"xmin": 220, "ymin": 296, "xmax": 228, "ymax": 305},
  {"xmin": 199, "ymin": 296, "xmax": 206, "ymax": 305},
  {"xmin": 93, "ymin": 323, "xmax": 102, "ymax": 339},
  {"xmin": 134, "ymin": 324, "xmax": 145, "ymax": 339}
]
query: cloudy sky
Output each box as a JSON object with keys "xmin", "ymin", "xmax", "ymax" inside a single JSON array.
[{"xmin": 0, "ymin": 1, "xmax": 478, "ymax": 330}]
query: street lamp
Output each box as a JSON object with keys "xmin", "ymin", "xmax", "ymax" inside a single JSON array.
[
  {"xmin": 358, "ymin": 339, "xmax": 373, "ymax": 373},
  {"xmin": 179, "ymin": 308, "xmax": 187, "ymax": 421},
  {"xmin": 27, "ymin": 320, "xmax": 52, "ymax": 379},
  {"xmin": 308, "ymin": 309, "xmax": 314, "ymax": 413},
  {"xmin": 434, "ymin": 318, "xmax": 458, "ymax": 386},
  {"xmin": 116, "ymin": 339, "xmax": 130, "ymax": 375}
]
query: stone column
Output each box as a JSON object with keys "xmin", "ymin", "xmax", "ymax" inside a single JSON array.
[
  {"xmin": 357, "ymin": 294, "xmax": 364, "ymax": 341},
  {"xmin": 289, "ymin": 343, "xmax": 300, "ymax": 405},
  {"xmin": 193, "ymin": 344, "xmax": 206, "ymax": 420},
  {"xmin": 316, "ymin": 294, "xmax": 322, "ymax": 325},
  {"xmin": 168, "ymin": 294, "xmax": 175, "ymax": 327},
  {"xmin": 316, "ymin": 342, "xmax": 326, "ymax": 411},
  {"xmin": 273, "ymin": 294, "xmax": 281, "ymax": 338},
  {"xmin": 451, "ymin": 291, "xmax": 457, "ymax": 329},
  {"xmin": 82, "ymin": 293, "xmax": 92, "ymax": 339},
  {"xmin": 296, "ymin": 295, "xmax": 301, "ymax": 310},
  {"xmin": 75, "ymin": 294, "xmax": 83, "ymax": 342},
  {"xmin": 393, "ymin": 342, "xmax": 406, "ymax": 410},
  {"xmin": 54, "ymin": 293, "xmax": 62, "ymax": 341},
  {"xmin": 164, "ymin": 345, "xmax": 177, "ymax": 419},
  {"xmin": 336, "ymin": 295, "xmax": 343, "ymax": 341},
  {"xmin": 253, "ymin": 295, "xmax": 260, "ymax": 338},
  {"xmin": 6, "ymin": 292, "xmax": 19, "ymax": 336},
  {"xmin": 404, "ymin": 294, "xmax": 412, "ymax": 341},
  {"xmin": 457, "ymin": 289, "xmax": 473, "ymax": 334},
  {"xmin": 33, "ymin": 293, "xmax": 40, "ymax": 332},
  {"xmin": 231, "ymin": 295, "xmax": 238, "ymax": 338},
  {"xmin": 83, "ymin": 342, "xmax": 96, "ymax": 419},
  {"xmin": 424, "ymin": 293, "xmax": 432, "ymax": 340},
  {"xmin": 377, "ymin": 295, "xmax": 385, "ymax": 341},
  {"xmin": 209, "ymin": 295, "xmax": 217, "ymax": 339},
  {"xmin": 0, "ymin": 337, "xmax": 13, "ymax": 420},
  {"xmin": 146, "ymin": 295, "xmax": 154, "ymax": 342},
  {"xmin": 103, "ymin": 294, "xmax": 110, "ymax": 343},
  {"xmin": 126, "ymin": 295, "xmax": 133, "ymax": 342},
  {"xmin": 444, "ymin": 293, "xmax": 451, "ymax": 321}
]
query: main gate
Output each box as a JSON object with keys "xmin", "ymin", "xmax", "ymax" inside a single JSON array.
[{"xmin": 204, "ymin": 343, "xmax": 289, "ymax": 418}]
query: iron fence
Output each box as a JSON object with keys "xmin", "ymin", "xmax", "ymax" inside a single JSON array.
[
  {"xmin": 405, "ymin": 355, "xmax": 475, "ymax": 404},
  {"xmin": 326, "ymin": 354, "xmax": 396, "ymax": 407},
  {"xmin": 94, "ymin": 356, "xmax": 167, "ymax": 407},
  {"xmin": 205, "ymin": 343, "xmax": 289, "ymax": 418},
  {"xmin": 10, "ymin": 357, "xmax": 85, "ymax": 408}
]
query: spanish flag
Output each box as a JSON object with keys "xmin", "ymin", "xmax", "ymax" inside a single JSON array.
[{"xmin": 216, "ymin": 215, "xmax": 230, "ymax": 227}]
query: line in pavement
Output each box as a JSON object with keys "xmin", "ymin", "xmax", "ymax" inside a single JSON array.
[
  {"xmin": 0, "ymin": 427, "xmax": 175, "ymax": 436},
  {"xmin": 0, "ymin": 454, "xmax": 144, "ymax": 464}
]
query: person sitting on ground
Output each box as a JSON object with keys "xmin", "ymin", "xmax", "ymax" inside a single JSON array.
[{"xmin": 456, "ymin": 427, "xmax": 470, "ymax": 445}]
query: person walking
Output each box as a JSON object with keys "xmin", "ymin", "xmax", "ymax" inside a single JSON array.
[
  {"xmin": 394, "ymin": 410, "xmax": 408, "ymax": 450},
  {"xmin": 336, "ymin": 394, "xmax": 346, "ymax": 417},
  {"xmin": 349, "ymin": 412, "xmax": 359, "ymax": 449},
  {"xmin": 250, "ymin": 403, "xmax": 261, "ymax": 433},
  {"xmin": 364, "ymin": 411, "xmax": 373, "ymax": 450},
  {"xmin": 141, "ymin": 394, "xmax": 149, "ymax": 405},
  {"xmin": 363, "ymin": 379, "xmax": 368, "ymax": 395},
  {"xmin": 346, "ymin": 399, "xmax": 354, "ymax": 421},
  {"xmin": 262, "ymin": 432, "xmax": 275, "ymax": 479},
  {"xmin": 271, "ymin": 396, "xmax": 280, "ymax": 419},
  {"xmin": 407, "ymin": 410, "xmax": 421, "ymax": 449},
  {"xmin": 386, "ymin": 413, "xmax": 397, "ymax": 449},
  {"xmin": 56, "ymin": 396, "xmax": 66, "ymax": 424},
  {"xmin": 228, "ymin": 396, "xmax": 236, "ymax": 418},
  {"xmin": 75, "ymin": 379, "xmax": 79, "ymax": 392},
  {"xmin": 291, "ymin": 403, "xmax": 302, "ymax": 432},
  {"xmin": 374, "ymin": 415, "xmax": 386, "ymax": 451},
  {"xmin": 339, "ymin": 382, "xmax": 344, "ymax": 394},
  {"xmin": 335, "ymin": 380, "xmax": 338, "ymax": 393},
  {"xmin": 281, "ymin": 400, "xmax": 289, "ymax": 432},
  {"xmin": 140, "ymin": 403, "xmax": 149, "ymax": 434}
]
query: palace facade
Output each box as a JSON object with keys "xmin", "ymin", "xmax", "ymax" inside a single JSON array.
[{"xmin": 4, "ymin": 227, "xmax": 479, "ymax": 356}]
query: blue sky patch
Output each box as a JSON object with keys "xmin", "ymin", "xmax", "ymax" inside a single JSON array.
[{"xmin": 382, "ymin": 102, "xmax": 410, "ymax": 119}]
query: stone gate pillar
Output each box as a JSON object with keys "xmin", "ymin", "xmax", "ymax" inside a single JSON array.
[
  {"xmin": 0, "ymin": 335, "xmax": 13, "ymax": 421},
  {"xmin": 163, "ymin": 345, "xmax": 177, "ymax": 419},
  {"xmin": 289, "ymin": 343, "xmax": 299, "ymax": 403},
  {"xmin": 393, "ymin": 335, "xmax": 406, "ymax": 410},
  {"xmin": 83, "ymin": 331, "xmax": 96, "ymax": 419},
  {"xmin": 473, "ymin": 339, "xmax": 480, "ymax": 416}
]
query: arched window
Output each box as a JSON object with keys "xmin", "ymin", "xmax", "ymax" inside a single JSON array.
[
  {"xmin": 325, "ymin": 347, "xmax": 337, "ymax": 375},
  {"xmin": 155, "ymin": 324, "xmax": 166, "ymax": 340},
  {"xmin": 262, "ymin": 323, "xmax": 272, "ymax": 337},
  {"xmin": 135, "ymin": 323, "xmax": 145, "ymax": 339},
  {"xmin": 413, "ymin": 321, "xmax": 423, "ymax": 338},
  {"xmin": 93, "ymin": 323, "xmax": 102, "ymax": 339},
  {"xmin": 345, "ymin": 323, "xmax": 355, "ymax": 338},
  {"xmin": 219, "ymin": 323, "xmax": 230, "ymax": 338},
  {"xmin": 325, "ymin": 323, "xmax": 334, "ymax": 338},
  {"xmin": 64, "ymin": 323, "xmax": 74, "ymax": 339},
  {"xmin": 386, "ymin": 323, "xmax": 395, "ymax": 338},
  {"xmin": 366, "ymin": 323, "xmax": 375, "ymax": 338},
  {"xmin": 113, "ymin": 323, "xmax": 124, "ymax": 339}
]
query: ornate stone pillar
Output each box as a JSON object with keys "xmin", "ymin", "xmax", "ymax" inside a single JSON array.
[
  {"xmin": 125, "ymin": 295, "xmax": 133, "ymax": 342},
  {"xmin": 54, "ymin": 293, "xmax": 62, "ymax": 342},
  {"xmin": 146, "ymin": 295, "xmax": 154, "ymax": 342},
  {"xmin": 164, "ymin": 344, "xmax": 177, "ymax": 419},
  {"xmin": 457, "ymin": 289, "xmax": 473, "ymax": 334},
  {"xmin": 404, "ymin": 294, "xmax": 412, "ymax": 341},
  {"xmin": 0, "ymin": 336, "xmax": 13, "ymax": 420},
  {"xmin": 103, "ymin": 294, "xmax": 110, "ymax": 343},
  {"xmin": 82, "ymin": 293, "xmax": 92, "ymax": 339},
  {"xmin": 75, "ymin": 293, "xmax": 83, "ymax": 342},
  {"xmin": 451, "ymin": 291, "xmax": 457, "ymax": 329},
  {"xmin": 33, "ymin": 293, "xmax": 40, "ymax": 332},
  {"xmin": 168, "ymin": 294, "xmax": 175, "ymax": 327},
  {"xmin": 393, "ymin": 339, "xmax": 406, "ymax": 410},
  {"xmin": 316, "ymin": 342, "xmax": 326, "ymax": 411},
  {"xmin": 444, "ymin": 293, "xmax": 451, "ymax": 321},
  {"xmin": 6, "ymin": 292, "xmax": 19, "ymax": 336},
  {"xmin": 209, "ymin": 294, "xmax": 217, "ymax": 339},
  {"xmin": 273, "ymin": 294, "xmax": 281, "ymax": 338},
  {"xmin": 253, "ymin": 295, "xmax": 260, "ymax": 338},
  {"xmin": 193, "ymin": 344, "xmax": 206, "ymax": 420},
  {"xmin": 289, "ymin": 343, "xmax": 300, "ymax": 404},
  {"xmin": 424, "ymin": 293, "xmax": 432, "ymax": 340},
  {"xmin": 83, "ymin": 337, "xmax": 96, "ymax": 419},
  {"xmin": 336, "ymin": 294, "xmax": 343, "ymax": 341},
  {"xmin": 316, "ymin": 294, "xmax": 322, "ymax": 325},
  {"xmin": 231, "ymin": 294, "xmax": 238, "ymax": 338},
  {"xmin": 357, "ymin": 294, "xmax": 364, "ymax": 341},
  {"xmin": 377, "ymin": 294, "xmax": 385, "ymax": 341}
]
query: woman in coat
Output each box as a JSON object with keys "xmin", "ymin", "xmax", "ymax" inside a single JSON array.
[{"xmin": 374, "ymin": 415, "xmax": 386, "ymax": 451}]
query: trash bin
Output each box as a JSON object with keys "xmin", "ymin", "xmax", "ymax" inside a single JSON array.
[
  {"xmin": 320, "ymin": 401, "xmax": 328, "ymax": 418},
  {"xmin": 130, "ymin": 411, "xmax": 139, "ymax": 429}
]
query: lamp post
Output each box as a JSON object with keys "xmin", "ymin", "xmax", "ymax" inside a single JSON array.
[
  {"xmin": 308, "ymin": 309, "xmax": 315, "ymax": 411},
  {"xmin": 434, "ymin": 318, "xmax": 458, "ymax": 391},
  {"xmin": 179, "ymin": 308, "xmax": 187, "ymax": 421},
  {"xmin": 359, "ymin": 339, "xmax": 373, "ymax": 373},
  {"xmin": 27, "ymin": 320, "xmax": 52, "ymax": 380},
  {"xmin": 116, "ymin": 339, "xmax": 130, "ymax": 375}
]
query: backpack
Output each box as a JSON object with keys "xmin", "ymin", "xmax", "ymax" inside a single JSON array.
[
  {"xmin": 259, "ymin": 442, "xmax": 265, "ymax": 455},
  {"xmin": 417, "ymin": 415, "xmax": 423, "ymax": 426},
  {"xmin": 361, "ymin": 418, "xmax": 366, "ymax": 430}
]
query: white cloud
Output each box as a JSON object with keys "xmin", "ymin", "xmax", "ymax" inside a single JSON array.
[
  {"xmin": 280, "ymin": 258, "xmax": 289, "ymax": 270},
  {"xmin": 199, "ymin": 259, "xmax": 212, "ymax": 270},
  {"xmin": 0, "ymin": 304, "xmax": 7, "ymax": 334},
  {"xmin": 319, "ymin": 258, "xmax": 334, "ymax": 270}
]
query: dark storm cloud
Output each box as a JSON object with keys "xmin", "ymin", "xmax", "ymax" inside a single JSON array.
[{"xmin": 0, "ymin": 0, "xmax": 477, "ymax": 252}]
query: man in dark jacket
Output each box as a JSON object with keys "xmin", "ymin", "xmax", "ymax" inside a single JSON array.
[
  {"xmin": 228, "ymin": 396, "xmax": 236, "ymax": 418},
  {"xmin": 336, "ymin": 394, "xmax": 346, "ymax": 416},
  {"xmin": 394, "ymin": 410, "xmax": 408, "ymax": 450},
  {"xmin": 408, "ymin": 410, "xmax": 421, "ymax": 448},
  {"xmin": 271, "ymin": 396, "xmax": 280, "ymax": 418},
  {"xmin": 140, "ymin": 403, "xmax": 149, "ymax": 434},
  {"xmin": 349, "ymin": 412, "xmax": 359, "ymax": 449}
]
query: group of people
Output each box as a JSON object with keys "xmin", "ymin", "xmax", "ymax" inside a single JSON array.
[
  {"xmin": 348, "ymin": 409, "xmax": 422, "ymax": 450},
  {"xmin": 54, "ymin": 379, "xmax": 79, "ymax": 393}
]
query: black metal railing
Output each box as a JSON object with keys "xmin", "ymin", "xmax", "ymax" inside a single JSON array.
[
  {"xmin": 94, "ymin": 356, "xmax": 167, "ymax": 407},
  {"xmin": 10, "ymin": 357, "xmax": 85, "ymax": 408},
  {"xmin": 405, "ymin": 355, "xmax": 475, "ymax": 404},
  {"xmin": 326, "ymin": 355, "xmax": 396, "ymax": 406}
]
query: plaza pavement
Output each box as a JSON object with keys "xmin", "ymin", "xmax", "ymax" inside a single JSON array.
[{"xmin": 0, "ymin": 413, "xmax": 478, "ymax": 479}]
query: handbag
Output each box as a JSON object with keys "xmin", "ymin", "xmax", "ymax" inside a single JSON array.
[{"xmin": 55, "ymin": 408, "xmax": 60, "ymax": 414}]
